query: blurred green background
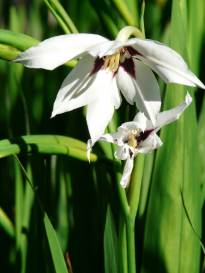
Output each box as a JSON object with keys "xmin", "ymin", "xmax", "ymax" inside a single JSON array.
[{"xmin": 0, "ymin": 0, "xmax": 204, "ymax": 273}]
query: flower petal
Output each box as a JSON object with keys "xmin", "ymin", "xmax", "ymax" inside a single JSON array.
[
  {"xmin": 51, "ymin": 55, "xmax": 99, "ymax": 117},
  {"xmin": 137, "ymin": 133, "xmax": 163, "ymax": 153},
  {"xmin": 88, "ymin": 40, "xmax": 119, "ymax": 58},
  {"xmin": 15, "ymin": 33, "xmax": 108, "ymax": 70},
  {"xmin": 153, "ymin": 92, "xmax": 192, "ymax": 130},
  {"xmin": 115, "ymin": 144, "xmax": 130, "ymax": 160},
  {"xmin": 86, "ymin": 99, "xmax": 114, "ymax": 142},
  {"xmin": 120, "ymin": 157, "xmax": 134, "ymax": 188},
  {"xmin": 86, "ymin": 133, "xmax": 116, "ymax": 162},
  {"xmin": 86, "ymin": 74, "xmax": 119, "ymax": 141},
  {"xmin": 116, "ymin": 59, "xmax": 161, "ymax": 124},
  {"xmin": 130, "ymin": 38, "xmax": 205, "ymax": 89}
]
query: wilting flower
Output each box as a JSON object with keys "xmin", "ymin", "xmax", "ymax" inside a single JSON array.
[
  {"xmin": 15, "ymin": 26, "xmax": 204, "ymax": 141},
  {"xmin": 87, "ymin": 93, "xmax": 192, "ymax": 188}
]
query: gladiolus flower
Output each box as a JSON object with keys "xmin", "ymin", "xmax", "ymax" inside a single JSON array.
[
  {"xmin": 87, "ymin": 93, "xmax": 192, "ymax": 188},
  {"xmin": 15, "ymin": 27, "xmax": 204, "ymax": 142}
]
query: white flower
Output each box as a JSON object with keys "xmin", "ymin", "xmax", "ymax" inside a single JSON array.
[
  {"xmin": 15, "ymin": 26, "xmax": 204, "ymax": 142},
  {"xmin": 87, "ymin": 93, "xmax": 192, "ymax": 188}
]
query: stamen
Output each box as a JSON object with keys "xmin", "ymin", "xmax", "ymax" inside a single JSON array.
[
  {"xmin": 102, "ymin": 52, "xmax": 121, "ymax": 73},
  {"xmin": 127, "ymin": 129, "xmax": 140, "ymax": 148},
  {"xmin": 127, "ymin": 134, "xmax": 138, "ymax": 148}
]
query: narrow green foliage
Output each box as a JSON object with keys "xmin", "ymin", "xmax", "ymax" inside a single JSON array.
[
  {"xmin": 141, "ymin": 1, "xmax": 201, "ymax": 273},
  {"xmin": 0, "ymin": 44, "xmax": 20, "ymax": 61},
  {"xmin": 0, "ymin": 135, "xmax": 97, "ymax": 162},
  {"xmin": 0, "ymin": 208, "xmax": 15, "ymax": 238},
  {"xmin": 44, "ymin": 0, "xmax": 78, "ymax": 34},
  {"xmin": 110, "ymin": 0, "xmax": 137, "ymax": 26},
  {"xmin": 198, "ymin": 99, "xmax": 205, "ymax": 206},
  {"xmin": 104, "ymin": 206, "xmax": 119, "ymax": 273},
  {"xmin": 0, "ymin": 29, "xmax": 38, "ymax": 52},
  {"xmin": 44, "ymin": 213, "xmax": 69, "ymax": 273}
]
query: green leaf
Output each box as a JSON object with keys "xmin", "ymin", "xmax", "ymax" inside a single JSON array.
[
  {"xmin": 104, "ymin": 206, "xmax": 119, "ymax": 273},
  {"xmin": 0, "ymin": 207, "xmax": 15, "ymax": 238},
  {"xmin": 44, "ymin": 0, "xmax": 78, "ymax": 34},
  {"xmin": 0, "ymin": 135, "xmax": 97, "ymax": 162},
  {"xmin": 0, "ymin": 29, "xmax": 38, "ymax": 51},
  {"xmin": 141, "ymin": 1, "xmax": 202, "ymax": 273},
  {"xmin": 198, "ymin": 98, "xmax": 205, "ymax": 206},
  {"xmin": 44, "ymin": 213, "xmax": 69, "ymax": 273}
]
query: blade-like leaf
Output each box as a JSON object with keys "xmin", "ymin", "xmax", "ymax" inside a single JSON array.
[
  {"xmin": 44, "ymin": 0, "xmax": 78, "ymax": 34},
  {"xmin": 0, "ymin": 207, "xmax": 15, "ymax": 238},
  {"xmin": 44, "ymin": 213, "xmax": 69, "ymax": 273},
  {"xmin": 0, "ymin": 135, "xmax": 97, "ymax": 162},
  {"xmin": 141, "ymin": 0, "xmax": 202, "ymax": 272},
  {"xmin": 104, "ymin": 206, "xmax": 119, "ymax": 273}
]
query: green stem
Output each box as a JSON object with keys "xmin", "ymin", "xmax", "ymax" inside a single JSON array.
[
  {"xmin": 116, "ymin": 172, "xmax": 130, "ymax": 219},
  {"xmin": 128, "ymin": 155, "xmax": 145, "ymax": 218},
  {"xmin": 126, "ymin": 155, "xmax": 145, "ymax": 273},
  {"xmin": 126, "ymin": 217, "xmax": 136, "ymax": 273},
  {"xmin": 119, "ymin": 215, "xmax": 128, "ymax": 273}
]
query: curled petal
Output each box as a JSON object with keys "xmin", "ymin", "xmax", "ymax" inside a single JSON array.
[
  {"xmin": 115, "ymin": 145, "xmax": 131, "ymax": 160},
  {"xmin": 130, "ymin": 38, "xmax": 205, "ymax": 89},
  {"xmin": 149, "ymin": 92, "xmax": 192, "ymax": 131},
  {"xmin": 137, "ymin": 133, "xmax": 163, "ymax": 154},
  {"xmin": 15, "ymin": 33, "xmax": 108, "ymax": 70},
  {"xmin": 120, "ymin": 157, "xmax": 134, "ymax": 188}
]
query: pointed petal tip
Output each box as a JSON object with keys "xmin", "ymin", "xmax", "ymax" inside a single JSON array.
[
  {"xmin": 191, "ymin": 77, "xmax": 205, "ymax": 90},
  {"xmin": 185, "ymin": 92, "xmax": 192, "ymax": 105},
  {"xmin": 120, "ymin": 178, "xmax": 129, "ymax": 188},
  {"xmin": 87, "ymin": 139, "xmax": 93, "ymax": 163},
  {"xmin": 50, "ymin": 111, "xmax": 56, "ymax": 118}
]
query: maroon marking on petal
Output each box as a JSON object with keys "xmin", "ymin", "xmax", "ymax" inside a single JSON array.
[
  {"xmin": 120, "ymin": 58, "xmax": 135, "ymax": 78},
  {"xmin": 91, "ymin": 57, "xmax": 104, "ymax": 75},
  {"xmin": 137, "ymin": 129, "xmax": 154, "ymax": 143},
  {"xmin": 126, "ymin": 46, "xmax": 143, "ymax": 57}
]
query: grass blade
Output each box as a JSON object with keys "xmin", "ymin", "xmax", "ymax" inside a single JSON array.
[
  {"xmin": 44, "ymin": 213, "xmax": 69, "ymax": 273},
  {"xmin": 104, "ymin": 206, "xmax": 119, "ymax": 273}
]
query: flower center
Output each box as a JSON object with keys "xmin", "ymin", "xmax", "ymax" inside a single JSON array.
[
  {"xmin": 102, "ymin": 48, "xmax": 129, "ymax": 73},
  {"xmin": 102, "ymin": 52, "xmax": 121, "ymax": 73},
  {"xmin": 91, "ymin": 46, "xmax": 141, "ymax": 77},
  {"xmin": 127, "ymin": 129, "xmax": 140, "ymax": 148}
]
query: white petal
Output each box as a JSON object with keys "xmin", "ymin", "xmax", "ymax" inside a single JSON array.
[
  {"xmin": 116, "ymin": 60, "xmax": 161, "ymax": 124},
  {"xmin": 137, "ymin": 133, "xmax": 163, "ymax": 153},
  {"xmin": 87, "ymin": 139, "xmax": 93, "ymax": 163},
  {"xmin": 131, "ymin": 38, "xmax": 205, "ymax": 89},
  {"xmin": 120, "ymin": 119, "xmax": 146, "ymax": 133},
  {"xmin": 15, "ymin": 33, "xmax": 108, "ymax": 70},
  {"xmin": 88, "ymin": 40, "xmax": 118, "ymax": 58},
  {"xmin": 52, "ymin": 55, "xmax": 99, "ymax": 117},
  {"xmin": 153, "ymin": 92, "xmax": 192, "ymax": 130},
  {"xmin": 86, "ymin": 75, "xmax": 118, "ymax": 141},
  {"xmin": 120, "ymin": 157, "xmax": 134, "ymax": 188},
  {"xmin": 133, "ymin": 112, "xmax": 148, "ymax": 131},
  {"xmin": 86, "ymin": 133, "xmax": 116, "ymax": 162},
  {"xmin": 114, "ymin": 144, "xmax": 132, "ymax": 160}
]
